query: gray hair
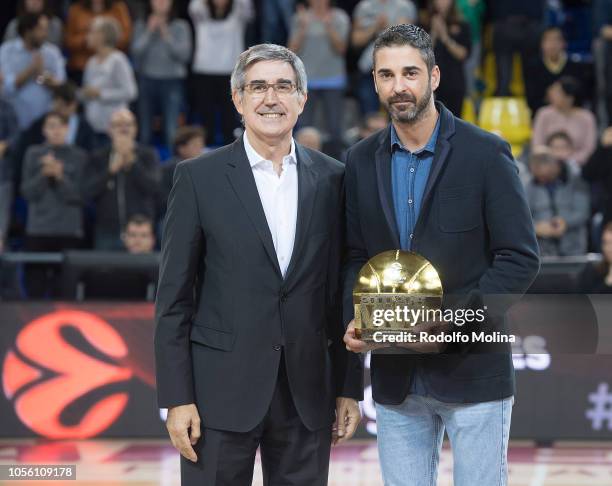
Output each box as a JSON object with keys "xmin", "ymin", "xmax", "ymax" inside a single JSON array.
[
  {"xmin": 91, "ymin": 16, "xmax": 121, "ymax": 48},
  {"xmin": 230, "ymin": 44, "xmax": 308, "ymax": 95}
]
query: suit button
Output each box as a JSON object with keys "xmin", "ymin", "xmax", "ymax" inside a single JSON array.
[
  {"xmin": 273, "ymin": 345, "xmax": 281, "ymax": 351},
  {"xmin": 280, "ymin": 293, "xmax": 287, "ymax": 302}
]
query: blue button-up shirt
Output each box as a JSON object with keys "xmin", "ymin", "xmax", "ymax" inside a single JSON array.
[
  {"xmin": 0, "ymin": 38, "xmax": 66, "ymax": 129},
  {"xmin": 391, "ymin": 116, "xmax": 440, "ymax": 250},
  {"xmin": 390, "ymin": 115, "xmax": 440, "ymax": 397}
]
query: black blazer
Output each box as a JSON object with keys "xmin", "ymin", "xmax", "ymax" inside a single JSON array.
[
  {"xmin": 155, "ymin": 137, "xmax": 363, "ymax": 433},
  {"xmin": 343, "ymin": 103, "xmax": 540, "ymax": 405}
]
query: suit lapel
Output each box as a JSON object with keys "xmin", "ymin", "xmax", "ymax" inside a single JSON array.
[
  {"xmin": 283, "ymin": 144, "xmax": 318, "ymax": 283},
  {"xmin": 225, "ymin": 138, "xmax": 283, "ymax": 278},
  {"xmin": 375, "ymin": 127, "xmax": 401, "ymax": 248}
]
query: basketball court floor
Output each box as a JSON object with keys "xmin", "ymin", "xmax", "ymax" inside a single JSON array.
[{"xmin": 1, "ymin": 439, "xmax": 611, "ymax": 485}]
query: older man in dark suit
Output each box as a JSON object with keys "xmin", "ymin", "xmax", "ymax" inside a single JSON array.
[
  {"xmin": 343, "ymin": 25, "xmax": 540, "ymax": 486},
  {"xmin": 155, "ymin": 44, "xmax": 362, "ymax": 486}
]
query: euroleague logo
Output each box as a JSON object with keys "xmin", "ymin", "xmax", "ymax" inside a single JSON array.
[{"xmin": 2, "ymin": 310, "xmax": 133, "ymax": 439}]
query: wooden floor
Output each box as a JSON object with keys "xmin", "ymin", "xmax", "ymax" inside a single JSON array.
[{"xmin": 1, "ymin": 439, "xmax": 611, "ymax": 485}]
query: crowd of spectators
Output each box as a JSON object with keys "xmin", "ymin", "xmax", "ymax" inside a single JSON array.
[{"xmin": 0, "ymin": 0, "xmax": 612, "ymax": 297}]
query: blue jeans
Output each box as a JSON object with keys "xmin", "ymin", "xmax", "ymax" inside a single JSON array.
[
  {"xmin": 376, "ymin": 394, "xmax": 513, "ymax": 486},
  {"xmin": 138, "ymin": 76, "xmax": 184, "ymax": 147},
  {"xmin": 261, "ymin": 0, "xmax": 295, "ymax": 45}
]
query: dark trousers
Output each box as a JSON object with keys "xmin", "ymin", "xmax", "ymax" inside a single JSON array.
[
  {"xmin": 181, "ymin": 354, "xmax": 332, "ymax": 486},
  {"xmin": 192, "ymin": 73, "xmax": 238, "ymax": 146},
  {"xmin": 24, "ymin": 235, "xmax": 82, "ymax": 298}
]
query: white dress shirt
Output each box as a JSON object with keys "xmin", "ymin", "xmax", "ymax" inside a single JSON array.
[{"xmin": 243, "ymin": 132, "xmax": 298, "ymax": 278}]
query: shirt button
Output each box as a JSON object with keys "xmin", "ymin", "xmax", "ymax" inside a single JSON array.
[
  {"xmin": 408, "ymin": 199, "xmax": 413, "ymax": 204},
  {"xmin": 273, "ymin": 345, "xmax": 281, "ymax": 351},
  {"xmin": 410, "ymin": 233, "xmax": 414, "ymax": 239},
  {"xmin": 410, "ymin": 168, "xmax": 415, "ymax": 173}
]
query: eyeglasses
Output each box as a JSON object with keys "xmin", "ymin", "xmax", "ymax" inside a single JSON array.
[{"xmin": 242, "ymin": 82, "xmax": 298, "ymax": 96}]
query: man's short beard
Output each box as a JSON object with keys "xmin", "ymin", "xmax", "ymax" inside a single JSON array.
[{"xmin": 384, "ymin": 83, "xmax": 433, "ymax": 125}]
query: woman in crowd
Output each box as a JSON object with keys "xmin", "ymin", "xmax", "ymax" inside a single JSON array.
[
  {"xmin": 64, "ymin": 0, "xmax": 132, "ymax": 83},
  {"xmin": 532, "ymin": 76, "xmax": 597, "ymax": 165},
  {"xmin": 424, "ymin": 0, "xmax": 471, "ymax": 117},
  {"xmin": 132, "ymin": 0, "xmax": 192, "ymax": 147},
  {"xmin": 3, "ymin": 0, "xmax": 63, "ymax": 46},
  {"xmin": 579, "ymin": 222, "xmax": 612, "ymax": 293},
  {"xmin": 189, "ymin": 0, "xmax": 253, "ymax": 145},
  {"xmin": 288, "ymin": 0, "xmax": 350, "ymax": 145},
  {"xmin": 81, "ymin": 16, "xmax": 137, "ymax": 143}
]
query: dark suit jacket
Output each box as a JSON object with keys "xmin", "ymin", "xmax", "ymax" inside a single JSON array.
[
  {"xmin": 155, "ymin": 136, "xmax": 363, "ymax": 433},
  {"xmin": 343, "ymin": 102, "xmax": 540, "ymax": 405}
]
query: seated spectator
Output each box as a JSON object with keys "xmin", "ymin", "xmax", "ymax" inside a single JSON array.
[
  {"xmin": 132, "ymin": 0, "xmax": 192, "ymax": 147},
  {"xmin": 546, "ymin": 131, "xmax": 580, "ymax": 176},
  {"xmin": 288, "ymin": 0, "xmax": 350, "ymax": 144},
  {"xmin": 64, "ymin": 0, "xmax": 132, "ymax": 83},
  {"xmin": 582, "ymin": 126, "xmax": 612, "ymax": 226},
  {"xmin": 10, "ymin": 81, "xmax": 97, "ymax": 189},
  {"xmin": 84, "ymin": 109, "xmax": 160, "ymax": 251},
  {"xmin": 3, "ymin": 0, "xmax": 63, "ymax": 47},
  {"xmin": 122, "ymin": 214, "xmax": 156, "ymax": 254},
  {"xmin": 189, "ymin": 0, "xmax": 253, "ymax": 145},
  {"xmin": 81, "ymin": 16, "xmax": 137, "ymax": 142},
  {"xmin": 423, "ymin": 0, "xmax": 471, "ymax": 118},
  {"xmin": 161, "ymin": 125, "xmax": 205, "ymax": 208},
  {"xmin": 531, "ymin": 76, "xmax": 597, "ymax": 166},
  {"xmin": 0, "ymin": 76, "xmax": 19, "ymax": 253},
  {"xmin": 20, "ymin": 111, "xmax": 86, "ymax": 297},
  {"xmin": 296, "ymin": 126, "xmax": 322, "ymax": 151},
  {"xmin": 578, "ymin": 222, "xmax": 612, "ymax": 293},
  {"xmin": 351, "ymin": 0, "xmax": 417, "ymax": 114},
  {"xmin": 0, "ymin": 12, "xmax": 66, "ymax": 130},
  {"xmin": 525, "ymin": 146, "xmax": 590, "ymax": 257},
  {"xmin": 525, "ymin": 27, "xmax": 584, "ymax": 115}
]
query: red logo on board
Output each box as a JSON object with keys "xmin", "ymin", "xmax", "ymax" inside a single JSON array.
[{"xmin": 2, "ymin": 310, "xmax": 133, "ymax": 439}]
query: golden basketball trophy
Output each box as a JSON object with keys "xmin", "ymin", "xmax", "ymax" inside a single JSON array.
[{"xmin": 353, "ymin": 250, "xmax": 443, "ymax": 343}]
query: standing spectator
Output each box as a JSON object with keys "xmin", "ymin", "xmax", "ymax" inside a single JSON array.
[
  {"xmin": 531, "ymin": 77, "xmax": 597, "ymax": 166},
  {"xmin": 81, "ymin": 16, "xmax": 137, "ymax": 142},
  {"xmin": 579, "ymin": 222, "xmax": 612, "ymax": 293},
  {"xmin": 456, "ymin": 0, "xmax": 484, "ymax": 102},
  {"xmin": 20, "ymin": 111, "xmax": 86, "ymax": 296},
  {"xmin": 490, "ymin": 0, "xmax": 544, "ymax": 96},
  {"xmin": 189, "ymin": 0, "xmax": 253, "ymax": 145},
  {"xmin": 288, "ymin": 0, "xmax": 350, "ymax": 145},
  {"xmin": 84, "ymin": 109, "xmax": 160, "ymax": 250},
  {"xmin": 525, "ymin": 146, "xmax": 590, "ymax": 257},
  {"xmin": 10, "ymin": 82, "xmax": 97, "ymax": 189},
  {"xmin": 524, "ymin": 27, "xmax": 584, "ymax": 115},
  {"xmin": 160, "ymin": 125, "xmax": 205, "ymax": 210},
  {"xmin": 261, "ymin": 0, "xmax": 295, "ymax": 45},
  {"xmin": 424, "ymin": 0, "xmax": 471, "ymax": 117},
  {"xmin": 351, "ymin": 0, "xmax": 417, "ymax": 114},
  {"xmin": 582, "ymin": 126, "xmax": 612, "ymax": 226},
  {"xmin": 132, "ymin": 0, "xmax": 192, "ymax": 147},
  {"xmin": 0, "ymin": 76, "xmax": 18, "ymax": 253},
  {"xmin": 3, "ymin": 0, "xmax": 63, "ymax": 47},
  {"xmin": 64, "ymin": 0, "xmax": 132, "ymax": 83},
  {"xmin": 0, "ymin": 13, "xmax": 66, "ymax": 129}
]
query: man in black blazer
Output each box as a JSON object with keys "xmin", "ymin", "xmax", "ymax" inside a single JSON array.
[
  {"xmin": 343, "ymin": 25, "xmax": 540, "ymax": 485},
  {"xmin": 155, "ymin": 44, "xmax": 362, "ymax": 486}
]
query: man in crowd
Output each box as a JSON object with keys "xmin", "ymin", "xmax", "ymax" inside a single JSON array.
[
  {"xmin": 0, "ymin": 12, "xmax": 65, "ymax": 130},
  {"xmin": 85, "ymin": 108, "xmax": 160, "ymax": 250}
]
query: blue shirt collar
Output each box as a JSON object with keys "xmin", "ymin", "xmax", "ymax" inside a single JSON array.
[{"xmin": 390, "ymin": 112, "xmax": 441, "ymax": 155}]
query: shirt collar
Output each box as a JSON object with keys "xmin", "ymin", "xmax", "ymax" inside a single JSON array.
[
  {"xmin": 243, "ymin": 131, "xmax": 297, "ymax": 168},
  {"xmin": 390, "ymin": 112, "xmax": 441, "ymax": 156}
]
